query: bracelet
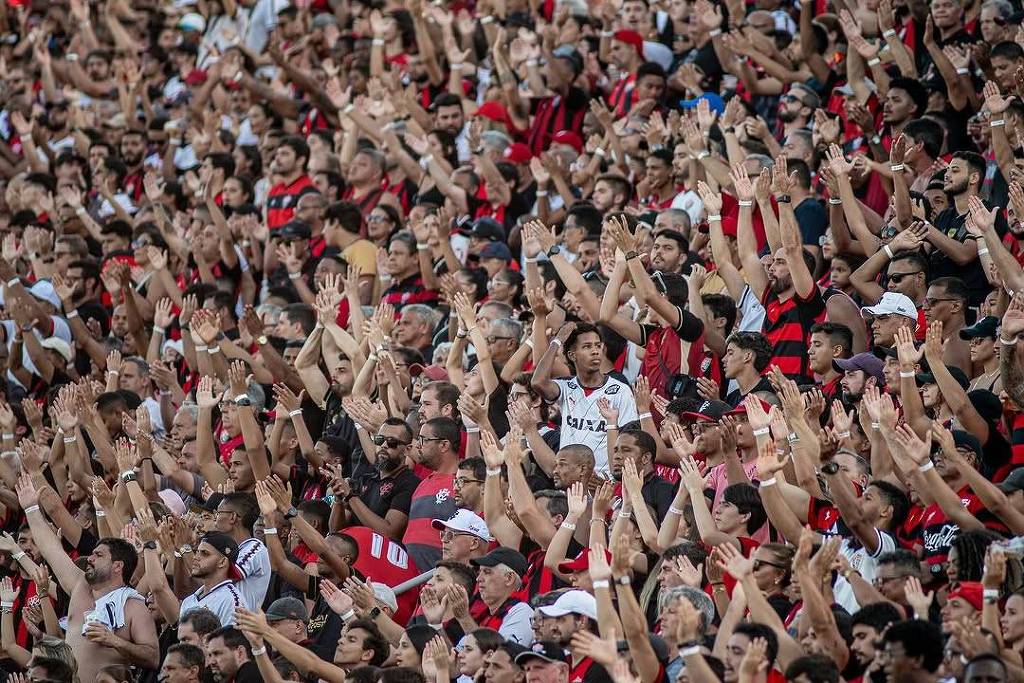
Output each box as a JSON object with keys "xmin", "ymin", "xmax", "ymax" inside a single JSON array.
[
  {"xmin": 66, "ymin": 309, "xmax": 79, "ymax": 319},
  {"xmin": 978, "ymin": 247, "xmax": 990, "ymax": 256},
  {"xmin": 341, "ymin": 609, "xmax": 356, "ymax": 622},
  {"xmin": 917, "ymin": 460, "xmax": 934, "ymax": 473},
  {"xmin": 23, "ymin": 505, "xmax": 39, "ymax": 515},
  {"xmin": 195, "ymin": 345, "xmax": 207, "ymax": 352},
  {"xmin": 956, "ymin": 67, "xmax": 969, "ymax": 75},
  {"xmin": 108, "ymin": 370, "xmax": 119, "ymax": 377},
  {"xmin": 708, "ymin": 28, "xmax": 722, "ymax": 36},
  {"xmin": 899, "ymin": 370, "xmax": 915, "ymax": 378},
  {"xmin": 536, "ymin": 190, "xmax": 548, "ymax": 197},
  {"xmin": 372, "ymin": 38, "xmax": 385, "ymax": 46},
  {"xmin": 867, "ymin": 57, "xmax": 881, "ymax": 66},
  {"xmin": 179, "ymin": 544, "xmax": 193, "ymax": 555},
  {"xmin": 367, "ymin": 353, "xmax": 379, "ymax": 362},
  {"xmin": 480, "ymin": 15, "xmax": 495, "ymax": 24},
  {"xmin": 828, "ymin": 198, "xmax": 842, "ymax": 205},
  {"xmin": 759, "ymin": 477, "xmax": 777, "ymax": 487},
  {"xmin": 524, "ymin": 257, "xmax": 538, "ymax": 264},
  {"xmin": 12, "ymin": 551, "xmax": 25, "ymax": 561},
  {"xmin": 97, "ymin": 510, "xmax": 107, "ymax": 518},
  {"xmin": 466, "ymin": 426, "xmax": 481, "ymax": 434},
  {"xmin": 669, "ymin": 506, "xmax": 685, "ymax": 515},
  {"xmin": 871, "ymin": 422, "xmax": 881, "ymax": 430},
  {"xmin": 561, "ymin": 522, "xmax": 577, "ymax": 531},
  {"xmin": 416, "ymin": 243, "xmax": 429, "ymax": 251},
  {"xmin": 638, "ymin": 412, "xmax": 652, "ymax": 420},
  {"xmin": 707, "ymin": 214, "xmax": 722, "ymax": 222},
  {"xmin": 0, "ymin": 602, "xmax": 12, "ymax": 610},
  {"xmin": 288, "ymin": 272, "xmax": 301, "ymax": 280},
  {"xmin": 63, "ymin": 435, "xmax": 76, "ymax": 444},
  {"xmin": 251, "ymin": 646, "xmax": 267, "ymax": 656},
  {"xmin": 263, "ymin": 527, "xmax": 278, "ymax": 535},
  {"xmin": 120, "ymin": 470, "xmax": 137, "ymax": 482},
  {"xmin": 890, "ymin": 164, "xmax": 905, "ymax": 172},
  {"xmin": 991, "ymin": 119, "xmax": 1006, "ymax": 128},
  {"xmin": 486, "ymin": 467, "xmax": 501, "ymax": 477},
  {"xmin": 153, "ymin": 326, "xmax": 166, "ymax": 336},
  {"xmin": 354, "ymin": 423, "xmax": 365, "ymax": 432},
  {"xmin": 525, "ymin": 338, "xmax": 535, "ymax": 349},
  {"xmin": 451, "ymin": 62, "xmax": 464, "ymax": 70},
  {"xmin": 738, "ymin": 199, "xmax": 753, "ymax": 208},
  {"xmin": 594, "ymin": 147, "xmax": 606, "ymax": 157},
  {"xmin": 5, "ymin": 277, "xmax": 18, "ymax": 289},
  {"xmin": 787, "ymin": 433, "xmax": 800, "ymax": 444},
  {"xmin": 591, "ymin": 518, "xmax": 608, "ymax": 526},
  {"xmin": 681, "ymin": 645, "xmax": 702, "ymax": 657},
  {"xmin": 696, "ymin": 150, "xmax": 710, "ymax": 160},
  {"xmin": 883, "ymin": 245, "xmax": 895, "ymax": 259},
  {"xmin": 619, "ymin": 511, "xmax": 632, "ymax": 519},
  {"xmin": 883, "ymin": 28, "xmax": 897, "ymax": 38},
  {"xmin": 207, "ymin": 346, "xmax": 220, "ymax": 354},
  {"xmin": 600, "ymin": 30, "xmax": 614, "ymax": 37},
  {"xmin": 592, "ymin": 579, "xmax": 610, "ymax": 589},
  {"xmin": 752, "ymin": 427, "xmax": 770, "ymax": 436},
  {"xmin": 169, "ymin": 137, "xmax": 182, "ymax": 146},
  {"xmin": 836, "ymin": 430, "xmax": 851, "ymax": 439},
  {"xmin": 0, "ymin": 433, "xmax": 10, "ymax": 441},
  {"xmin": 616, "ymin": 575, "xmax": 631, "ymax": 585},
  {"xmin": 1000, "ymin": 336, "xmax": 1019, "ymax": 346},
  {"xmin": 552, "ymin": 339, "xmax": 563, "ymax": 348},
  {"xmin": 984, "ymin": 588, "xmax": 1000, "ymax": 600},
  {"xmin": 288, "ymin": 409, "xmax": 302, "ymax": 417},
  {"xmin": 525, "ymin": 59, "xmax": 538, "ymax": 67}
]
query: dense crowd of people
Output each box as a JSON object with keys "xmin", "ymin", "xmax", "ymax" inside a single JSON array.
[{"xmin": 4, "ymin": 0, "xmax": 1024, "ymax": 682}]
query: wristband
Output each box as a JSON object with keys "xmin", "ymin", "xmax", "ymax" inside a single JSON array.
[
  {"xmin": 681, "ymin": 645, "xmax": 702, "ymax": 657},
  {"xmin": 63, "ymin": 435, "xmax": 76, "ymax": 444},
  {"xmin": 451, "ymin": 62, "xmax": 464, "ymax": 70},
  {"xmin": 342, "ymin": 104, "xmax": 355, "ymax": 115},
  {"xmin": 66, "ymin": 309, "xmax": 79, "ymax": 319},
  {"xmin": 416, "ymin": 243, "xmax": 429, "ymax": 251},
  {"xmin": 956, "ymin": 67, "xmax": 969, "ymax": 75},
  {"xmin": 524, "ymin": 257, "xmax": 538, "ymax": 264},
  {"xmin": 0, "ymin": 602, "xmax": 12, "ymax": 610},
  {"xmin": 991, "ymin": 119, "xmax": 1006, "ymax": 128},
  {"xmin": 263, "ymin": 527, "xmax": 278, "ymax": 535},
  {"xmin": 480, "ymin": 15, "xmax": 495, "ymax": 24},
  {"xmin": 372, "ymin": 38, "xmax": 385, "ymax": 46},
  {"xmin": 5, "ymin": 277, "xmax": 17, "ymax": 289},
  {"xmin": 97, "ymin": 510, "xmax": 107, "ymax": 518},
  {"xmin": 354, "ymin": 423, "xmax": 365, "ymax": 432},
  {"xmin": 592, "ymin": 579, "xmax": 610, "ymax": 589},
  {"xmin": 708, "ymin": 28, "xmax": 722, "ymax": 36},
  {"xmin": 525, "ymin": 338, "xmax": 535, "ymax": 349},
  {"xmin": 536, "ymin": 190, "xmax": 548, "ymax": 197},
  {"xmin": 638, "ymin": 412, "xmax": 652, "ymax": 420},
  {"xmin": 917, "ymin": 460, "xmax": 935, "ymax": 473},
  {"xmin": 367, "ymin": 353, "xmax": 379, "ymax": 362},
  {"xmin": 619, "ymin": 511, "xmax": 632, "ymax": 519},
  {"xmin": 169, "ymin": 137, "xmax": 182, "ymax": 146},
  {"xmin": 871, "ymin": 422, "xmax": 881, "ymax": 430},
  {"xmin": 120, "ymin": 470, "xmax": 137, "ymax": 483},
  {"xmin": 465, "ymin": 426, "xmax": 480, "ymax": 433},
  {"xmin": 251, "ymin": 646, "xmax": 267, "ymax": 656},
  {"xmin": 1001, "ymin": 336, "xmax": 1020, "ymax": 346},
  {"xmin": 486, "ymin": 467, "xmax": 501, "ymax": 477},
  {"xmin": 288, "ymin": 272, "xmax": 301, "ymax": 280},
  {"xmin": 601, "ymin": 30, "xmax": 614, "ymax": 37},
  {"xmin": 752, "ymin": 427, "xmax": 770, "ymax": 436},
  {"xmin": 525, "ymin": 59, "xmax": 538, "ymax": 67},
  {"xmin": 835, "ymin": 430, "xmax": 851, "ymax": 439},
  {"xmin": 669, "ymin": 505, "xmax": 685, "ymax": 515},
  {"xmin": 890, "ymin": 164, "xmax": 905, "ymax": 172},
  {"xmin": 208, "ymin": 346, "xmax": 221, "ymax": 354},
  {"xmin": 23, "ymin": 505, "xmax": 39, "ymax": 515},
  {"xmin": 984, "ymin": 588, "xmax": 1000, "ymax": 602},
  {"xmin": 0, "ymin": 433, "xmax": 10, "ymax": 440},
  {"xmin": 828, "ymin": 198, "xmax": 842, "ymax": 205},
  {"xmin": 153, "ymin": 326, "xmax": 166, "ymax": 336},
  {"xmin": 561, "ymin": 522, "xmax": 577, "ymax": 531},
  {"xmin": 341, "ymin": 609, "xmax": 356, "ymax": 622},
  {"xmin": 978, "ymin": 247, "xmax": 990, "ymax": 256},
  {"xmin": 759, "ymin": 477, "xmax": 777, "ymax": 487},
  {"xmin": 195, "ymin": 345, "xmax": 207, "ymax": 352},
  {"xmin": 883, "ymin": 28, "xmax": 897, "ymax": 38},
  {"xmin": 738, "ymin": 199, "xmax": 753, "ymax": 208},
  {"xmin": 707, "ymin": 214, "xmax": 722, "ymax": 222},
  {"xmin": 552, "ymin": 339, "xmax": 563, "ymax": 348},
  {"xmin": 288, "ymin": 409, "xmax": 302, "ymax": 417},
  {"xmin": 787, "ymin": 433, "xmax": 800, "ymax": 444},
  {"xmin": 883, "ymin": 244, "xmax": 895, "ymax": 259},
  {"xmin": 867, "ymin": 57, "xmax": 881, "ymax": 66},
  {"xmin": 899, "ymin": 370, "xmax": 915, "ymax": 378},
  {"xmin": 696, "ymin": 150, "xmax": 710, "ymax": 160},
  {"xmin": 616, "ymin": 575, "xmax": 631, "ymax": 585},
  {"xmin": 12, "ymin": 551, "xmax": 25, "ymax": 561}
]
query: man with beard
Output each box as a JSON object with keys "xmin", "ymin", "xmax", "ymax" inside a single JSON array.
[
  {"xmin": 119, "ymin": 129, "xmax": 148, "ymax": 202},
  {"xmin": 534, "ymin": 590, "xmax": 613, "ymax": 683},
  {"xmin": 266, "ymin": 136, "xmax": 319, "ymax": 231},
  {"xmin": 833, "ymin": 352, "xmax": 887, "ymax": 407},
  {"xmin": 649, "ymin": 229, "xmax": 690, "ymax": 274},
  {"xmin": 734, "ymin": 162, "xmax": 825, "ymax": 383},
  {"xmin": 18, "ymin": 477, "xmax": 158, "ymax": 683},
  {"xmin": 207, "ymin": 493, "xmax": 271, "ymax": 612},
  {"xmin": 177, "ymin": 532, "xmax": 245, "ymax": 626},
  {"xmin": 433, "ymin": 93, "xmax": 469, "ymax": 162},
  {"xmin": 205, "ymin": 626, "xmax": 261, "ymax": 682},
  {"xmin": 777, "ymin": 84, "xmax": 819, "ymax": 138},
  {"xmin": 158, "ymin": 643, "xmax": 205, "ymax": 683},
  {"xmin": 336, "ymin": 418, "xmax": 420, "ymax": 540},
  {"xmin": 931, "ymin": 152, "xmax": 1005, "ymax": 305},
  {"xmin": 341, "ymin": 147, "xmax": 400, "ymax": 218},
  {"xmin": 922, "ymin": 277, "xmax": 972, "ymax": 373},
  {"xmin": 849, "ymin": 603, "xmax": 902, "ymax": 674},
  {"xmin": 402, "ymin": 416, "xmax": 461, "ymax": 572},
  {"xmin": 433, "ymin": 508, "xmax": 491, "ymax": 563}
]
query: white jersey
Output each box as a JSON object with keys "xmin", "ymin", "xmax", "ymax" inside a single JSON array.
[
  {"xmin": 179, "ymin": 580, "xmax": 243, "ymax": 626},
  {"xmin": 553, "ymin": 375, "xmax": 639, "ymax": 474},
  {"xmin": 236, "ymin": 537, "xmax": 271, "ymax": 610}
]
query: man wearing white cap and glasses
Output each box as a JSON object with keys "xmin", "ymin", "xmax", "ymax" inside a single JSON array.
[
  {"xmin": 534, "ymin": 590, "xmax": 613, "ymax": 683},
  {"xmin": 433, "ymin": 509, "xmax": 492, "ymax": 564},
  {"xmin": 861, "ymin": 291, "xmax": 919, "ymax": 347}
]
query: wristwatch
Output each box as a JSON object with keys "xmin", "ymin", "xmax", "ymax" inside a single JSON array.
[
  {"xmin": 234, "ymin": 395, "xmax": 252, "ymax": 407},
  {"xmin": 256, "ymin": 335, "xmax": 268, "ymax": 346},
  {"xmin": 547, "ymin": 245, "xmax": 561, "ymax": 257},
  {"xmin": 285, "ymin": 506, "xmax": 299, "ymax": 519},
  {"xmin": 143, "ymin": 541, "xmax": 158, "ymax": 551},
  {"xmin": 775, "ymin": 195, "xmax": 792, "ymax": 204},
  {"xmin": 368, "ymin": 606, "xmax": 382, "ymax": 619},
  {"xmin": 821, "ymin": 460, "xmax": 840, "ymax": 475}
]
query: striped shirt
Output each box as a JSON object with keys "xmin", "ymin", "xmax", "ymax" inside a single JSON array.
[
  {"xmin": 266, "ymin": 174, "xmax": 318, "ymax": 230},
  {"xmin": 401, "ymin": 471, "xmax": 457, "ymax": 573},
  {"xmin": 179, "ymin": 580, "xmax": 243, "ymax": 626},
  {"xmin": 760, "ymin": 286, "xmax": 826, "ymax": 382},
  {"xmin": 236, "ymin": 538, "xmax": 271, "ymax": 610}
]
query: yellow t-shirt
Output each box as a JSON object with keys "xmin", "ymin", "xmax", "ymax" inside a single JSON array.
[{"xmin": 342, "ymin": 239, "xmax": 378, "ymax": 276}]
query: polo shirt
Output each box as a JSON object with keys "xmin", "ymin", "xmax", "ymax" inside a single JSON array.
[
  {"xmin": 401, "ymin": 471, "xmax": 457, "ymax": 573},
  {"xmin": 266, "ymin": 174, "xmax": 318, "ymax": 230},
  {"xmin": 179, "ymin": 580, "xmax": 244, "ymax": 626},
  {"xmin": 352, "ymin": 466, "xmax": 421, "ymax": 520}
]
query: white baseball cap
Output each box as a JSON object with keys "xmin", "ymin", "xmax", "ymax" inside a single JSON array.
[
  {"xmin": 177, "ymin": 12, "xmax": 206, "ymax": 32},
  {"xmin": 431, "ymin": 509, "xmax": 492, "ymax": 542},
  {"xmin": 861, "ymin": 292, "xmax": 917, "ymax": 320},
  {"xmin": 40, "ymin": 337, "xmax": 72, "ymax": 362},
  {"xmin": 538, "ymin": 590, "xmax": 598, "ymax": 620},
  {"xmin": 371, "ymin": 582, "xmax": 398, "ymax": 613}
]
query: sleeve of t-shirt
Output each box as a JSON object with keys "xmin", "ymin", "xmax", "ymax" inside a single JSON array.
[
  {"xmin": 870, "ymin": 529, "xmax": 898, "ymax": 559},
  {"xmin": 389, "ymin": 474, "xmax": 419, "ymax": 515},
  {"xmin": 672, "ymin": 305, "xmax": 704, "ymax": 342},
  {"xmin": 552, "ymin": 377, "xmax": 572, "ymax": 405},
  {"xmin": 615, "ymin": 386, "xmax": 640, "ymax": 426},
  {"xmin": 637, "ymin": 322, "xmax": 657, "ymax": 346},
  {"xmin": 344, "ymin": 240, "xmax": 379, "ymax": 276}
]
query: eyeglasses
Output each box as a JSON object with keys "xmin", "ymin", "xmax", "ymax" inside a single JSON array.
[
  {"xmin": 887, "ymin": 271, "xmax": 921, "ymax": 284},
  {"xmin": 439, "ymin": 529, "xmax": 471, "ymax": 541},
  {"xmin": 872, "ymin": 313, "xmax": 895, "ymax": 321},
  {"xmin": 454, "ymin": 476, "xmax": 483, "ymax": 486},
  {"xmin": 486, "ymin": 335, "xmax": 515, "ymax": 344},
  {"xmin": 873, "ymin": 574, "xmax": 911, "ymax": 586},
  {"xmin": 416, "ymin": 435, "xmax": 445, "ymax": 445},
  {"xmin": 372, "ymin": 435, "xmax": 409, "ymax": 448},
  {"xmin": 753, "ymin": 559, "xmax": 788, "ymax": 571},
  {"xmin": 924, "ymin": 297, "xmax": 958, "ymax": 307}
]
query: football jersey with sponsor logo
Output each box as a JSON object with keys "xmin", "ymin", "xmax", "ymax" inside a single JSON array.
[{"xmin": 554, "ymin": 375, "xmax": 639, "ymax": 474}]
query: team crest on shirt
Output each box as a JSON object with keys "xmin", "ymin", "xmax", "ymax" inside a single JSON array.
[
  {"xmin": 281, "ymin": 195, "xmax": 292, "ymax": 207},
  {"xmin": 380, "ymin": 482, "xmax": 394, "ymax": 497},
  {"xmin": 436, "ymin": 488, "xmax": 451, "ymax": 504},
  {"xmin": 605, "ymin": 385, "xmax": 620, "ymax": 395}
]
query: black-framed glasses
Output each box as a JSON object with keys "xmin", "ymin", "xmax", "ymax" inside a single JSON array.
[
  {"xmin": 873, "ymin": 574, "xmax": 911, "ymax": 586},
  {"xmin": 753, "ymin": 559, "xmax": 788, "ymax": 571},
  {"xmin": 486, "ymin": 335, "xmax": 514, "ymax": 344},
  {"xmin": 416, "ymin": 435, "xmax": 445, "ymax": 445},
  {"xmin": 888, "ymin": 271, "xmax": 921, "ymax": 284},
  {"xmin": 372, "ymin": 435, "xmax": 409, "ymax": 449},
  {"xmin": 454, "ymin": 476, "xmax": 483, "ymax": 486}
]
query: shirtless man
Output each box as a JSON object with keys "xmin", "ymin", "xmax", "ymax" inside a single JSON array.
[{"xmin": 17, "ymin": 475, "xmax": 159, "ymax": 681}]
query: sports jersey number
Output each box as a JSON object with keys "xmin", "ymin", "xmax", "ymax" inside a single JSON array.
[{"xmin": 369, "ymin": 533, "xmax": 410, "ymax": 569}]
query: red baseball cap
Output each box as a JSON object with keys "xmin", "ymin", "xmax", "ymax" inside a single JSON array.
[
  {"xmin": 551, "ymin": 130, "xmax": 583, "ymax": 153},
  {"xmin": 504, "ymin": 143, "xmax": 533, "ymax": 164},
  {"xmin": 557, "ymin": 547, "xmax": 612, "ymax": 574},
  {"xmin": 613, "ymin": 30, "xmax": 645, "ymax": 58},
  {"xmin": 947, "ymin": 581, "xmax": 984, "ymax": 611},
  {"xmin": 475, "ymin": 101, "xmax": 511, "ymax": 127}
]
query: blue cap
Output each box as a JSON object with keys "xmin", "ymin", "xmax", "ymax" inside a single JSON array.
[{"xmin": 680, "ymin": 92, "xmax": 725, "ymax": 115}]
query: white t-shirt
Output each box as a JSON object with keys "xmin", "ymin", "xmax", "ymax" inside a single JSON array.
[
  {"xmin": 553, "ymin": 375, "xmax": 639, "ymax": 474},
  {"xmin": 833, "ymin": 529, "xmax": 897, "ymax": 613},
  {"xmin": 235, "ymin": 537, "xmax": 271, "ymax": 610},
  {"xmin": 179, "ymin": 580, "xmax": 243, "ymax": 626}
]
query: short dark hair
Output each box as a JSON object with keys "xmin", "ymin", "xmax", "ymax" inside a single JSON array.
[
  {"xmin": 902, "ymin": 118, "xmax": 944, "ymax": 159},
  {"xmin": 422, "ymin": 417, "xmax": 461, "ymax": 452},
  {"xmin": 98, "ymin": 538, "xmax": 138, "ymax": 583},
  {"xmin": 565, "ymin": 322, "xmax": 603, "ymax": 354},
  {"xmin": 167, "ymin": 643, "xmax": 205, "ymax": 670},
  {"xmin": 619, "ymin": 429, "xmax": 657, "ymax": 463},
  {"xmin": 382, "ymin": 416, "xmax": 414, "ymax": 442},
  {"xmin": 432, "ymin": 93, "xmax": 462, "ymax": 110},
  {"xmin": 458, "ymin": 456, "xmax": 487, "ymax": 481},
  {"xmin": 851, "ymin": 601, "xmax": 902, "ymax": 632},
  {"xmin": 536, "ymin": 490, "xmax": 568, "ymax": 520},
  {"xmin": 890, "ymin": 250, "xmax": 928, "ymax": 277},
  {"xmin": 869, "ymin": 480, "xmax": 910, "ymax": 530},
  {"xmin": 725, "ymin": 332, "xmax": 773, "ymax": 372},
  {"xmin": 883, "ymin": 620, "xmax": 944, "ymax": 673},
  {"xmin": 180, "ymin": 607, "xmax": 222, "ymax": 635},
  {"xmin": 810, "ymin": 322, "xmax": 854, "ymax": 357},
  {"xmin": 423, "ymin": 381, "xmax": 461, "ymax": 414},
  {"xmin": 877, "ymin": 548, "xmax": 920, "ymax": 575},
  {"xmin": 325, "ymin": 201, "xmax": 364, "ymax": 234},
  {"xmin": 298, "ymin": 499, "xmax": 331, "ymax": 530},
  {"xmin": 787, "ymin": 158, "xmax": 813, "ymax": 189},
  {"xmin": 346, "ymin": 617, "xmax": 390, "ymax": 666},
  {"xmin": 702, "ymin": 294, "xmax": 737, "ymax": 337},
  {"xmin": 378, "ymin": 667, "xmax": 427, "ymax": 683},
  {"xmin": 964, "ymin": 654, "xmax": 1009, "ymax": 681},
  {"xmin": 221, "ymin": 492, "xmax": 260, "ymax": 531},
  {"xmin": 722, "ymin": 483, "xmax": 767, "ymax": 534},
  {"xmin": 784, "ymin": 655, "xmax": 840, "ymax": 683},
  {"xmin": 282, "ymin": 303, "xmax": 317, "ymax": 335},
  {"xmin": 566, "ymin": 202, "xmax": 603, "ymax": 236},
  {"xmin": 930, "ymin": 276, "xmax": 968, "ymax": 304},
  {"xmin": 992, "ymin": 40, "xmax": 1024, "ymax": 61},
  {"xmin": 207, "ymin": 626, "xmax": 251, "ymax": 655},
  {"xmin": 734, "ymin": 622, "xmax": 778, "ymax": 666},
  {"xmin": 278, "ymin": 136, "xmax": 310, "ymax": 169},
  {"xmin": 951, "ymin": 151, "xmax": 987, "ymax": 188},
  {"xmin": 435, "ymin": 560, "xmax": 477, "ymax": 592}
]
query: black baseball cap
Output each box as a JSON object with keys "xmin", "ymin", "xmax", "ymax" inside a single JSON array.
[
  {"xmin": 959, "ymin": 316, "xmax": 999, "ymax": 340},
  {"xmin": 200, "ymin": 532, "xmax": 243, "ymax": 580},
  {"xmin": 515, "ymin": 641, "xmax": 570, "ymax": 666},
  {"xmin": 467, "ymin": 217, "xmax": 505, "ymax": 242},
  {"xmin": 915, "ymin": 365, "xmax": 970, "ymax": 390},
  {"xmin": 952, "ymin": 429, "xmax": 982, "ymax": 458},
  {"xmin": 681, "ymin": 399, "xmax": 731, "ymax": 423},
  {"xmin": 998, "ymin": 468, "xmax": 1024, "ymax": 493},
  {"xmin": 471, "ymin": 547, "xmax": 529, "ymax": 577}
]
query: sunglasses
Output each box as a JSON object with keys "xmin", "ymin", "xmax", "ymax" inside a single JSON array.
[
  {"xmin": 372, "ymin": 435, "xmax": 408, "ymax": 448},
  {"xmin": 753, "ymin": 559, "xmax": 788, "ymax": 571},
  {"xmin": 887, "ymin": 271, "xmax": 921, "ymax": 284}
]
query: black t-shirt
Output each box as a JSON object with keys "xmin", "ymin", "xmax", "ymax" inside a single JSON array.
[
  {"xmin": 306, "ymin": 575, "xmax": 345, "ymax": 662},
  {"xmin": 931, "ymin": 204, "xmax": 1007, "ymax": 305},
  {"xmin": 642, "ymin": 473, "xmax": 679, "ymax": 525},
  {"xmin": 352, "ymin": 466, "xmax": 421, "ymax": 519},
  {"xmin": 795, "ymin": 198, "xmax": 828, "ymax": 249},
  {"xmin": 725, "ymin": 376, "xmax": 775, "ymax": 407}
]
